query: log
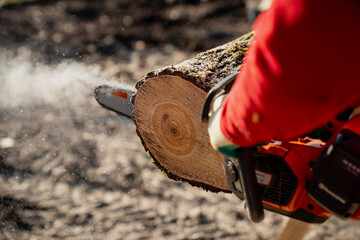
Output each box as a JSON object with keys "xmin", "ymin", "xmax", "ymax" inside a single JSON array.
[{"xmin": 132, "ymin": 32, "xmax": 253, "ymax": 192}]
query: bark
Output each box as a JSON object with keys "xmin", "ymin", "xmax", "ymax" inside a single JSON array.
[{"xmin": 132, "ymin": 32, "xmax": 253, "ymax": 193}]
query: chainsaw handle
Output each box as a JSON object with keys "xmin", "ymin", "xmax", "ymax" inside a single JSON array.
[{"xmin": 236, "ymin": 147, "xmax": 264, "ymax": 223}]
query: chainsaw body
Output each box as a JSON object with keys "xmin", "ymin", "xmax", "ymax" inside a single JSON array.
[
  {"xmin": 249, "ymin": 116, "xmax": 360, "ymax": 223},
  {"xmin": 203, "ymin": 73, "xmax": 360, "ymax": 223},
  {"xmin": 252, "ymin": 139, "xmax": 332, "ymax": 223}
]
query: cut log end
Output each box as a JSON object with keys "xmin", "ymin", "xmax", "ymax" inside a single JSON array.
[
  {"xmin": 133, "ymin": 32, "xmax": 253, "ymax": 192},
  {"xmin": 134, "ymin": 75, "xmax": 230, "ymax": 192}
]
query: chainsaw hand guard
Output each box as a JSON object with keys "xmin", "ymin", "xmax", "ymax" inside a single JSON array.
[
  {"xmin": 202, "ymin": 72, "xmax": 264, "ymax": 223},
  {"xmin": 201, "ymin": 71, "xmax": 237, "ymax": 122}
]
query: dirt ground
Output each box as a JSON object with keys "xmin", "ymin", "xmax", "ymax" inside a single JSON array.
[{"xmin": 0, "ymin": 1, "xmax": 359, "ymax": 239}]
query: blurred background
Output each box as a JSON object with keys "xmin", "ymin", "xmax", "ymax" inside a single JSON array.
[{"xmin": 0, "ymin": 0, "xmax": 358, "ymax": 239}]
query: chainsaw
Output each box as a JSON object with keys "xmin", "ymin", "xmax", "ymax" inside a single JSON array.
[{"xmin": 94, "ymin": 73, "xmax": 360, "ymax": 223}]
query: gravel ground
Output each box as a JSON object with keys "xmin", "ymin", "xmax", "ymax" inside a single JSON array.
[{"xmin": 0, "ymin": 1, "xmax": 359, "ymax": 239}]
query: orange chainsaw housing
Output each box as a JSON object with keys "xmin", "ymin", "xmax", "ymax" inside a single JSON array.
[
  {"xmin": 255, "ymin": 139, "xmax": 332, "ymax": 222},
  {"xmin": 254, "ymin": 114, "xmax": 360, "ymax": 222}
]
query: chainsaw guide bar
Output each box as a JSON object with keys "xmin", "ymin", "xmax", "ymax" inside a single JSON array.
[{"xmin": 94, "ymin": 85, "xmax": 135, "ymax": 118}]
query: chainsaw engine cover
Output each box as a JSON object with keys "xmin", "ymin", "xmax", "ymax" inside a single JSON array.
[
  {"xmin": 227, "ymin": 140, "xmax": 331, "ymax": 223},
  {"xmin": 256, "ymin": 141, "xmax": 331, "ymax": 223}
]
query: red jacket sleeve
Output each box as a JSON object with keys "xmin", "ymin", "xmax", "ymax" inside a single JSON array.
[{"xmin": 220, "ymin": 0, "xmax": 360, "ymax": 147}]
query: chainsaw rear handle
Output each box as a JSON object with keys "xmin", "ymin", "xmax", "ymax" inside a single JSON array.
[{"xmin": 236, "ymin": 148, "xmax": 265, "ymax": 222}]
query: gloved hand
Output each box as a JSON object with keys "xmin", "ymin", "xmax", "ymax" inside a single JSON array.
[{"xmin": 208, "ymin": 94, "xmax": 239, "ymax": 158}]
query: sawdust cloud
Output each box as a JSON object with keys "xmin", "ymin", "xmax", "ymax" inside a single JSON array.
[{"xmin": 0, "ymin": 48, "xmax": 135, "ymax": 108}]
